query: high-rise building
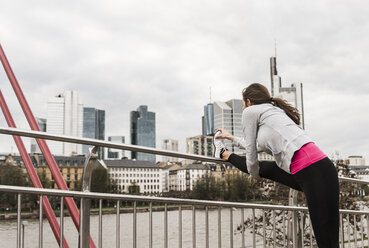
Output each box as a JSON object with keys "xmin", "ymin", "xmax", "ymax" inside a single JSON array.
[
  {"xmin": 30, "ymin": 117, "xmax": 47, "ymax": 153},
  {"xmin": 107, "ymin": 136, "xmax": 125, "ymax": 159},
  {"xmin": 213, "ymin": 99, "xmax": 243, "ymax": 154},
  {"xmin": 186, "ymin": 135, "xmax": 213, "ymax": 157},
  {"xmin": 82, "ymin": 107, "xmax": 105, "ymax": 159},
  {"xmin": 46, "ymin": 91, "xmax": 83, "ymax": 156},
  {"xmin": 270, "ymin": 56, "xmax": 305, "ymax": 128},
  {"xmin": 130, "ymin": 105, "xmax": 156, "ymax": 162},
  {"xmin": 161, "ymin": 139, "xmax": 179, "ymax": 162},
  {"xmin": 202, "ymin": 103, "xmax": 214, "ymax": 136}
]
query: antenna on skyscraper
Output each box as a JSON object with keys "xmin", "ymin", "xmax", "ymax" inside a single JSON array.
[
  {"xmin": 274, "ymin": 39, "xmax": 277, "ymax": 58},
  {"xmin": 209, "ymin": 86, "xmax": 212, "ymax": 103}
]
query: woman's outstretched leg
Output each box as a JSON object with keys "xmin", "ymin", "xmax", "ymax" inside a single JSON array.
[{"xmin": 228, "ymin": 153, "xmax": 302, "ymax": 191}]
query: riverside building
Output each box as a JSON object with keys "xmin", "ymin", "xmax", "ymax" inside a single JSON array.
[
  {"xmin": 101, "ymin": 159, "xmax": 163, "ymax": 195},
  {"xmin": 169, "ymin": 163, "xmax": 209, "ymax": 191}
]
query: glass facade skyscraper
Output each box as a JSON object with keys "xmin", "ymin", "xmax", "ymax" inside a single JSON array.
[
  {"xmin": 202, "ymin": 103, "xmax": 214, "ymax": 136},
  {"xmin": 213, "ymin": 99, "xmax": 243, "ymax": 155},
  {"xmin": 107, "ymin": 136, "xmax": 125, "ymax": 159},
  {"xmin": 30, "ymin": 117, "xmax": 47, "ymax": 153},
  {"xmin": 83, "ymin": 107, "xmax": 105, "ymax": 159},
  {"xmin": 130, "ymin": 105, "xmax": 156, "ymax": 162}
]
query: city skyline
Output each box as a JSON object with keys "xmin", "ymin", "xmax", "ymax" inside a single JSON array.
[{"xmin": 1, "ymin": 1, "xmax": 369, "ymax": 161}]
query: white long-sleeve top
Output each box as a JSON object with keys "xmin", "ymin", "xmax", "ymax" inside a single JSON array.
[{"xmin": 232, "ymin": 103, "xmax": 312, "ymax": 177}]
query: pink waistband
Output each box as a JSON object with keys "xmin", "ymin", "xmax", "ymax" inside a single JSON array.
[{"xmin": 290, "ymin": 142, "xmax": 327, "ymax": 174}]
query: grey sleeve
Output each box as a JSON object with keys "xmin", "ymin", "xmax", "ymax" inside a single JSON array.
[
  {"xmin": 243, "ymin": 108, "xmax": 260, "ymax": 178},
  {"xmin": 232, "ymin": 136, "xmax": 246, "ymax": 149}
]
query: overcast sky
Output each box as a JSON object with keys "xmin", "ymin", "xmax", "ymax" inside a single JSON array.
[{"xmin": 0, "ymin": 0, "xmax": 369, "ymax": 161}]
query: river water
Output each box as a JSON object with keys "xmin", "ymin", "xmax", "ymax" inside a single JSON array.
[{"xmin": 0, "ymin": 208, "xmax": 263, "ymax": 247}]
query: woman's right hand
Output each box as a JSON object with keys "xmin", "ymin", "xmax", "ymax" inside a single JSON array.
[{"xmin": 215, "ymin": 128, "xmax": 234, "ymax": 141}]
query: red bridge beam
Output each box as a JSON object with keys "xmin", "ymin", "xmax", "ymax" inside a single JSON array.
[{"xmin": 0, "ymin": 44, "xmax": 96, "ymax": 248}]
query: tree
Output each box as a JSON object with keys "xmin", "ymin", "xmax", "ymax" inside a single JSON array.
[
  {"xmin": 91, "ymin": 166, "xmax": 109, "ymax": 193},
  {"xmin": 128, "ymin": 182, "xmax": 140, "ymax": 194},
  {"xmin": 0, "ymin": 165, "xmax": 28, "ymax": 209}
]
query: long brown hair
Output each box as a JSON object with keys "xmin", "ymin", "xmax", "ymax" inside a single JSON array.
[{"xmin": 242, "ymin": 83, "xmax": 300, "ymax": 125}]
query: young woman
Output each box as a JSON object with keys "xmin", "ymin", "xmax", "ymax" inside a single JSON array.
[{"xmin": 214, "ymin": 83, "xmax": 339, "ymax": 248}]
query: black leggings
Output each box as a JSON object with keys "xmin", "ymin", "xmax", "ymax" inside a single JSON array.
[{"xmin": 228, "ymin": 154, "xmax": 339, "ymax": 248}]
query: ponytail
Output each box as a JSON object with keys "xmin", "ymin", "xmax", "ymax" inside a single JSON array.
[{"xmin": 271, "ymin": 97, "xmax": 300, "ymax": 125}]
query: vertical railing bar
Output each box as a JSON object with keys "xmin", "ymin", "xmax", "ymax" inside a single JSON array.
[
  {"xmin": 354, "ymin": 214, "xmax": 357, "ymax": 247},
  {"xmin": 361, "ymin": 214, "xmax": 364, "ymax": 248},
  {"xmin": 283, "ymin": 211, "xmax": 286, "ymax": 247},
  {"xmin": 60, "ymin": 197, "xmax": 64, "ymax": 248},
  {"xmin": 347, "ymin": 214, "xmax": 351, "ymax": 248},
  {"xmin": 17, "ymin": 193, "xmax": 21, "ymax": 248},
  {"xmin": 39, "ymin": 195, "xmax": 43, "ymax": 248},
  {"xmin": 273, "ymin": 210, "xmax": 276, "ymax": 248},
  {"xmin": 241, "ymin": 208, "xmax": 245, "ymax": 248},
  {"xmin": 192, "ymin": 205, "xmax": 196, "ymax": 248},
  {"xmin": 262, "ymin": 209, "xmax": 266, "ymax": 248},
  {"xmin": 116, "ymin": 200, "xmax": 120, "ymax": 248},
  {"xmin": 178, "ymin": 204, "xmax": 181, "ymax": 248},
  {"xmin": 309, "ymin": 215, "xmax": 312, "ymax": 248},
  {"xmin": 133, "ymin": 201, "xmax": 137, "ymax": 248},
  {"xmin": 300, "ymin": 212, "xmax": 304, "ymax": 248},
  {"xmin": 164, "ymin": 203, "xmax": 168, "ymax": 248},
  {"xmin": 252, "ymin": 208, "xmax": 256, "ymax": 248},
  {"xmin": 340, "ymin": 213, "xmax": 345, "ymax": 248},
  {"xmin": 367, "ymin": 214, "xmax": 369, "ymax": 248},
  {"xmin": 218, "ymin": 206, "xmax": 222, "ymax": 248},
  {"xmin": 149, "ymin": 202, "xmax": 153, "ymax": 248},
  {"xmin": 205, "ymin": 206, "xmax": 209, "ymax": 248},
  {"xmin": 292, "ymin": 210, "xmax": 296, "ymax": 248},
  {"xmin": 99, "ymin": 199, "xmax": 103, "ymax": 248},
  {"xmin": 230, "ymin": 207, "xmax": 233, "ymax": 248}
]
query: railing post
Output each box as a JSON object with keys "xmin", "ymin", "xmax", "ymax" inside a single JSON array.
[
  {"xmin": 288, "ymin": 189, "xmax": 299, "ymax": 248},
  {"xmin": 79, "ymin": 146, "xmax": 99, "ymax": 248}
]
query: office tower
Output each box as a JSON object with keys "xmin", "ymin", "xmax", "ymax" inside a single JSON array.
[
  {"xmin": 213, "ymin": 99, "xmax": 243, "ymax": 154},
  {"xmin": 30, "ymin": 117, "xmax": 47, "ymax": 153},
  {"xmin": 82, "ymin": 107, "xmax": 105, "ymax": 159},
  {"xmin": 46, "ymin": 90, "xmax": 83, "ymax": 156},
  {"xmin": 202, "ymin": 103, "xmax": 214, "ymax": 136},
  {"xmin": 130, "ymin": 105, "xmax": 156, "ymax": 162},
  {"xmin": 186, "ymin": 135, "xmax": 213, "ymax": 157},
  {"xmin": 161, "ymin": 139, "xmax": 179, "ymax": 162},
  {"xmin": 270, "ymin": 56, "xmax": 305, "ymax": 128},
  {"xmin": 107, "ymin": 136, "xmax": 125, "ymax": 159}
]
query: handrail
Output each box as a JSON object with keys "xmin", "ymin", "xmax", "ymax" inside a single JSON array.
[
  {"xmin": 0, "ymin": 126, "xmax": 368, "ymax": 185},
  {"xmin": 0, "ymin": 184, "xmax": 367, "ymax": 215}
]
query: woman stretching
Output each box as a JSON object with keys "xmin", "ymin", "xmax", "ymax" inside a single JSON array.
[{"xmin": 214, "ymin": 83, "xmax": 339, "ymax": 248}]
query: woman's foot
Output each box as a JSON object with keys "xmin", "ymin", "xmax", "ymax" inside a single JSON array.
[{"xmin": 214, "ymin": 130, "xmax": 227, "ymax": 159}]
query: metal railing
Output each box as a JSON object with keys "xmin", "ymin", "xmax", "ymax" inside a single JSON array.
[
  {"xmin": 1, "ymin": 185, "xmax": 369, "ymax": 248},
  {"xmin": 1, "ymin": 127, "xmax": 369, "ymax": 247}
]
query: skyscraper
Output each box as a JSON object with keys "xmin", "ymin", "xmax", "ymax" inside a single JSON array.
[
  {"xmin": 202, "ymin": 103, "xmax": 214, "ymax": 136},
  {"xmin": 46, "ymin": 91, "xmax": 83, "ymax": 156},
  {"xmin": 161, "ymin": 139, "xmax": 179, "ymax": 162},
  {"xmin": 213, "ymin": 99, "xmax": 243, "ymax": 154},
  {"xmin": 30, "ymin": 117, "xmax": 46, "ymax": 153},
  {"xmin": 107, "ymin": 136, "xmax": 125, "ymax": 159},
  {"xmin": 82, "ymin": 107, "xmax": 105, "ymax": 159},
  {"xmin": 130, "ymin": 105, "xmax": 156, "ymax": 162},
  {"xmin": 270, "ymin": 56, "xmax": 305, "ymax": 128},
  {"xmin": 186, "ymin": 135, "xmax": 213, "ymax": 157}
]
